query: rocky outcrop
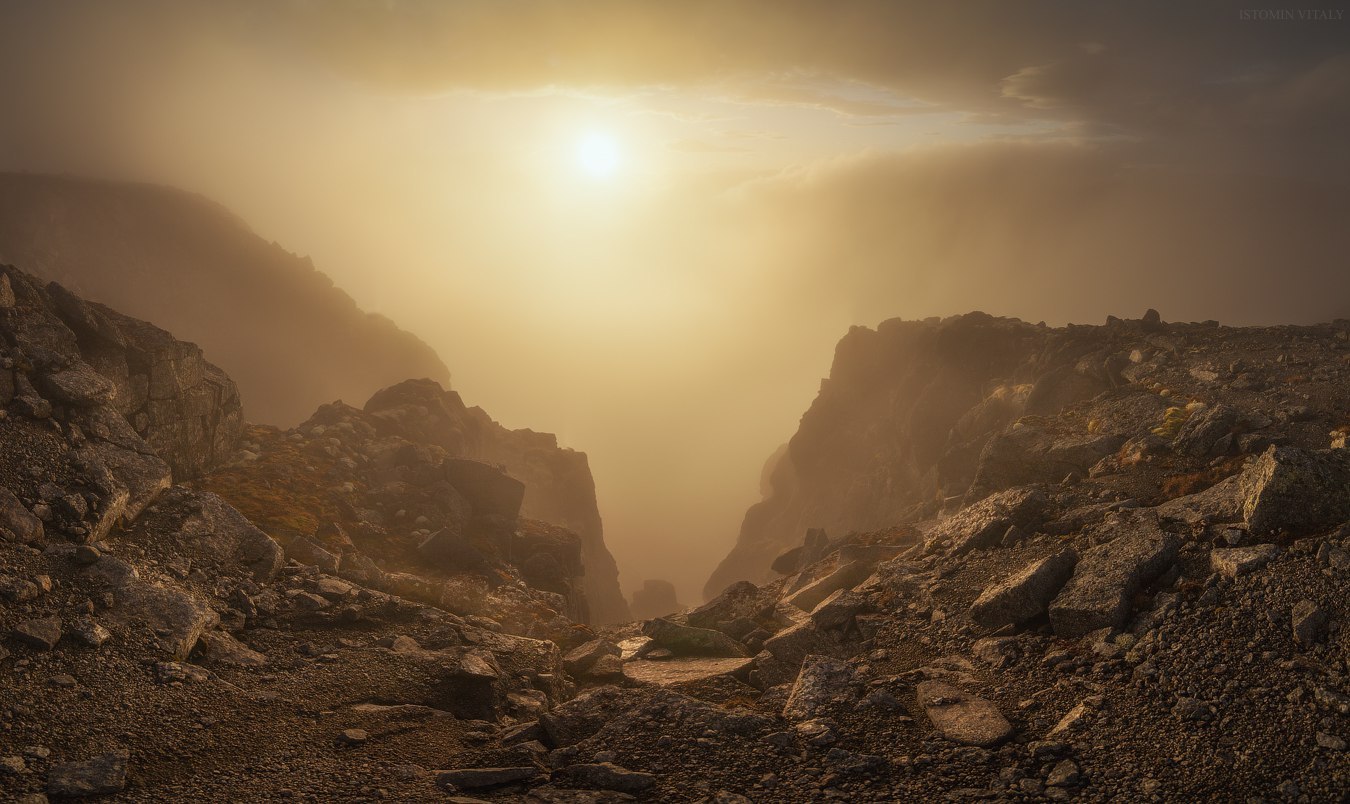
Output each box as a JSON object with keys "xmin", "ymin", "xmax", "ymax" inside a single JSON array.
[
  {"xmin": 0, "ymin": 265, "xmax": 240, "ymax": 549},
  {"xmin": 708, "ymin": 310, "xmax": 1350, "ymax": 597},
  {"xmin": 0, "ymin": 172, "xmax": 450, "ymax": 427},
  {"xmin": 1, "ymin": 265, "xmax": 241, "ymax": 480},
  {"xmin": 630, "ymin": 578, "xmax": 681, "ymax": 620},
  {"xmin": 708, "ymin": 313, "xmax": 1078, "ymax": 597},
  {"xmin": 363, "ymin": 380, "xmax": 629, "ymax": 623}
]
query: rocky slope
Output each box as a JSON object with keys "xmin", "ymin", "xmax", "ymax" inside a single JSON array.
[
  {"xmin": 4, "ymin": 290, "xmax": 1348, "ymax": 802},
  {"xmin": 707, "ymin": 309, "xmax": 1350, "ymax": 597},
  {"xmin": 0, "ymin": 265, "xmax": 623, "ymax": 800},
  {"xmin": 0, "ymin": 172, "xmax": 450, "ymax": 426}
]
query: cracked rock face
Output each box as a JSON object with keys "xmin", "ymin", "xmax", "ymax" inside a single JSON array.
[{"xmin": 1048, "ymin": 513, "xmax": 1179, "ymax": 638}]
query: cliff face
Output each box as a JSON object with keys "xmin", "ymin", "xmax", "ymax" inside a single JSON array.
[
  {"xmin": 706, "ymin": 309, "xmax": 1350, "ymax": 597},
  {"xmin": 365, "ymin": 379, "xmax": 630, "ymax": 624},
  {"xmin": 0, "ymin": 173, "xmax": 449, "ymax": 426},
  {"xmin": 707, "ymin": 313, "xmax": 1057, "ymax": 597},
  {"xmin": 0, "ymin": 263, "xmax": 241, "ymax": 544}
]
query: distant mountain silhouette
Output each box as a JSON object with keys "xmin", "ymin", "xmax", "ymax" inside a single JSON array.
[{"xmin": 0, "ymin": 172, "xmax": 450, "ymax": 425}]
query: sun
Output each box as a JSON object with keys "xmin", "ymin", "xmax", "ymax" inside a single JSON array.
[{"xmin": 576, "ymin": 131, "xmax": 622, "ymax": 179}]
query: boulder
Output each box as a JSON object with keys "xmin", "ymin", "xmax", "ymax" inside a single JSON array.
[
  {"xmin": 763, "ymin": 621, "xmax": 844, "ymax": 667},
  {"xmin": 77, "ymin": 442, "xmax": 171, "ymax": 523},
  {"xmin": 195, "ymin": 631, "xmax": 267, "ymax": 667},
  {"xmin": 0, "ymin": 488, "xmax": 43, "ymax": 543},
  {"xmin": 539, "ymin": 687, "xmax": 644, "ymax": 748},
  {"xmin": 924, "ymin": 487, "xmax": 1049, "ymax": 556},
  {"xmin": 1209, "ymin": 544, "xmax": 1279, "ymax": 578},
  {"xmin": 39, "ymin": 363, "xmax": 116, "ymax": 406},
  {"xmin": 563, "ymin": 638, "xmax": 621, "ymax": 676},
  {"xmin": 782, "ymin": 655, "xmax": 859, "ymax": 722},
  {"xmin": 785, "ymin": 559, "xmax": 874, "ymax": 612},
  {"xmin": 809, "ymin": 589, "xmax": 870, "ymax": 632},
  {"xmin": 70, "ymin": 617, "xmax": 111, "ymax": 648},
  {"xmin": 686, "ymin": 580, "xmax": 772, "ymax": 630},
  {"xmin": 46, "ymin": 750, "xmax": 130, "ymax": 797},
  {"xmin": 971, "ymin": 636, "xmax": 1020, "ymax": 668},
  {"xmin": 13, "ymin": 616, "xmax": 63, "ymax": 650},
  {"xmin": 1240, "ymin": 447, "xmax": 1350, "ymax": 536},
  {"xmin": 110, "ymin": 577, "xmax": 219, "ymax": 660},
  {"xmin": 1048, "ymin": 513, "xmax": 1179, "ymax": 638},
  {"xmin": 642, "ymin": 618, "xmax": 748, "ymax": 658},
  {"xmin": 1172, "ymin": 403, "xmax": 1239, "ymax": 457},
  {"xmin": 173, "ymin": 492, "xmax": 284, "ymax": 582},
  {"xmin": 969, "ymin": 548, "xmax": 1079, "ymax": 629},
  {"xmin": 917, "ymin": 681, "xmax": 1013, "ymax": 747},
  {"xmin": 1292, "ymin": 600, "xmax": 1328, "ymax": 647}
]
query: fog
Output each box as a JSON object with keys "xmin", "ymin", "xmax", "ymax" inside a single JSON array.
[{"xmin": 2, "ymin": 1, "xmax": 1347, "ymax": 603}]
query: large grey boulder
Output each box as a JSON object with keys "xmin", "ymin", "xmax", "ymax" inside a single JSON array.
[
  {"xmin": 1172, "ymin": 403, "xmax": 1239, "ymax": 457},
  {"xmin": 924, "ymin": 487, "xmax": 1049, "ymax": 556},
  {"xmin": 1240, "ymin": 447, "xmax": 1350, "ymax": 536},
  {"xmin": 1048, "ymin": 513, "xmax": 1179, "ymax": 638},
  {"xmin": 969, "ymin": 548, "xmax": 1079, "ymax": 629},
  {"xmin": 538, "ymin": 687, "xmax": 644, "ymax": 748},
  {"xmin": 623, "ymin": 656, "xmax": 754, "ymax": 688},
  {"xmin": 642, "ymin": 617, "xmax": 749, "ymax": 658},
  {"xmin": 133, "ymin": 489, "xmax": 283, "ymax": 583},
  {"xmin": 763, "ymin": 620, "xmax": 845, "ymax": 667},
  {"xmin": 686, "ymin": 580, "xmax": 774, "ymax": 630},
  {"xmin": 110, "ymin": 577, "xmax": 220, "ymax": 660},
  {"xmin": 436, "ymin": 766, "xmax": 540, "ymax": 791}
]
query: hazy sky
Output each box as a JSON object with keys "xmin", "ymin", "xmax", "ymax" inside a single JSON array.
[{"xmin": 2, "ymin": 1, "xmax": 1348, "ymax": 602}]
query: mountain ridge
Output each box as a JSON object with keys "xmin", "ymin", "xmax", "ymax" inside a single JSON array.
[{"xmin": 0, "ymin": 171, "xmax": 450, "ymax": 426}]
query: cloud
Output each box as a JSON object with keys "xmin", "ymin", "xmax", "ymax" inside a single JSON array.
[
  {"xmin": 666, "ymin": 139, "xmax": 748, "ymax": 154},
  {"xmin": 4, "ymin": 1, "xmax": 1348, "ymax": 178},
  {"xmin": 730, "ymin": 140, "xmax": 1350, "ymax": 326}
]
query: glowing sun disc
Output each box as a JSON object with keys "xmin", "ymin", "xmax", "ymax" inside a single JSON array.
[{"xmin": 577, "ymin": 132, "xmax": 621, "ymax": 178}]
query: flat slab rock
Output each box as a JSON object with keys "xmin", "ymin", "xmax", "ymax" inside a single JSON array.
[
  {"xmin": 641, "ymin": 617, "xmax": 748, "ymax": 658},
  {"xmin": 436, "ymin": 766, "xmax": 541, "ymax": 790},
  {"xmin": 47, "ymin": 749, "xmax": 130, "ymax": 796},
  {"xmin": 622, "ymin": 656, "xmax": 753, "ymax": 687},
  {"xmin": 1210, "ymin": 544, "xmax": 1279, "ymax": 578},
  {"xmin": 916, "ymin": 681, "xmax": 1013, "ymax": 747},
  {"xmin": 554, "ymin": 762, "xmax": 657, "ymax": 793},
  {"xmin": 1048, "ymin": 512, "xmax": 1178, "ymax": 638}
]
